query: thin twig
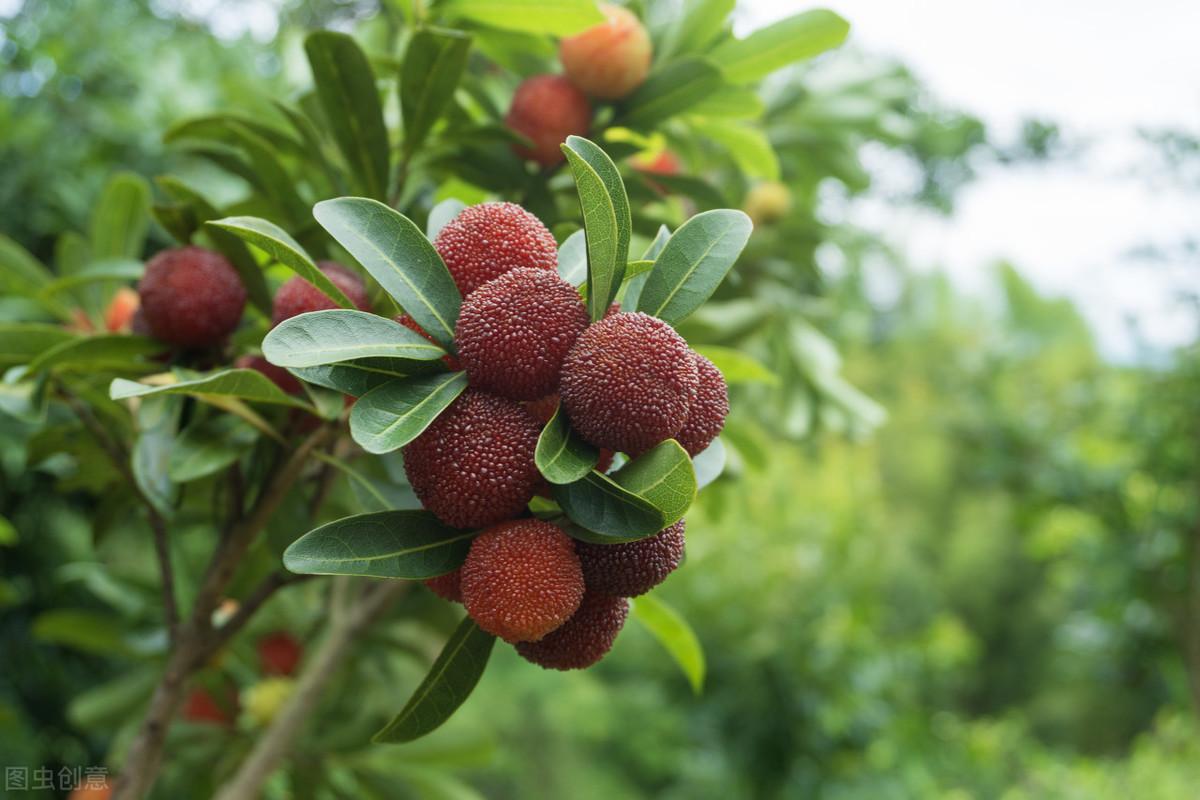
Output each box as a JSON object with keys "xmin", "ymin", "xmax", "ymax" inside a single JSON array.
[{"xmin": 197, "ymin": 572, "xmax": 314, "ymax": 667}]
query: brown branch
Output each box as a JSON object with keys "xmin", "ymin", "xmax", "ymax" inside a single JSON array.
[{"xmin": 197, "ymin": 572, "xmax": 313, "ymax": 666}]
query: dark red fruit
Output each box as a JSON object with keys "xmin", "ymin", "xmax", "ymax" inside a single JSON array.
[
  {"xmin": 272, "ymin": 261, "xmax": 370, "ymax": 324},
  {"xmin": 424, "ymin": 569, "xmax": 463, "ymax": 603},
  {"xmin": 461, "ymin": 519, "xmax": 584, "ymax": 643},
  {"xmin": 257, "ymin": 631, "xmax": 303, "ymax": 676},
  {"xmin": 236, "ymin": 354, "xmax": 302, "ymax": 395},
  {"xmin": 505, "ymin": 75, "xmax": 591, "ymax": 167},
  {"xmin": 183, "ymin": 687, "xmax": 236, "ymax": 726},
  {"xmin": 455, "ymin": 268, "xmax": 589, "ymax": 401},
  {"xmin": 575, "ymin": 520, "xmax": 685, "ymax": 597},
  {"xmin": 433, "ymin": 202, "xmax": 558, "ymax": 297},
  {"xmin": 675, "ymin": 352, "xmax": 728, "ymax": 456},
  {"xmin": 395, "ymin": 313, "xmax": 461, "ymax": 370},
  {"xmin": 402, "ymin": 390, "xmax": 542, "ymax": 529},
  {"xmin": 515, "ymin": 591, "xmax": 629, "ymax": 670},
  {"xmin": 560, "ymin": 311, "xmax": 698, "ymax": 454},
  {"xmin": 138, "ymin": 246, "xmax": 246, "ymax": 348}
]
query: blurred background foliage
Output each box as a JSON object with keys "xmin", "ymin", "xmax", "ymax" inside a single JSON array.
[{"xmin": 2, "ymin": 0, "xmax": 1199, "ymax": 798}]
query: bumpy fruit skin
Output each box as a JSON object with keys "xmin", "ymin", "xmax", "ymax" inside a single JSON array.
[
  {"xmin": 516, "ymin": 591, "xmax": 629, "ymax": 670},
  {"xmin": 675, "ymin": 352, "xmax": 729, "ymax": 456},
  {"xmin": 461, "ymin": 519, "xmax": 585, "ymax": 643},
  {"xmin": 744, "ymin": 181, "xmax": 792, "ymax": 225},
  {"xmin": 560, "ymin": 4, "xmax": 652, "ymax": 100},
  {"xmin": 105, "ymin": 287, "xmax": 140, "ymax": 332},
  {"xmin": 402, "ymin": 390, "xmax": 542, "ymax": 529},
  {"xmin": 257, "ymin": 631, "xmax": 303, "ymax": 676},
  {"xmin": 272, "ymin": 261, "xmax": 370, "ymax": 324},
  {"xmin": 434, "ymin": 202, "xmax": 559, "ymax": 296},
  {"xmin": 395, "ymin": 313, "xmax": 462, "ymax": 370},
  {"xmin": 456, "ymin": 268, "xmax": 590, "ymax": 401},
  {"xmin": 424, "ymin": 568, "xmax": 463, "ymax": 603},
  {"xmin": 525, "ymin": 393, "xmax": 614, "ymax": 474},
  {"xmin": 505, "ymin": 75, "xmax": 591, "ymax": 167},
  {"xmin": 575, "ymin": 520, "xmax": 686, "ymax": 597},
  {"xmin": 560, "ymin": 312, "xmax": 699, "ymax": 454},
  {"xmin": 236, "ymin": 354, "xmax": 302, "ymax": 395},
  {"xmin": 138, "ymin": 246, "xmax": 246, "ymax": 348}
]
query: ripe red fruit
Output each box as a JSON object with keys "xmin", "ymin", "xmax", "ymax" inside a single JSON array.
[
  {"xmin": 395, "ymin": 313, "xmax": 462, "ymax": 370},
  {"xmin": 183, "ymin": 687, "xmax": 236, "ymax": 726},
  {"xmin": 675, "ymin": 352, "xmax": 729, "ymax": 456},
  {"xmin": 402, "ymin": 390, "xmax": 542, "ymax": 529},
  {"xmin": 235, "ymin": 354, "xmax": 302, "ymax": 395},
  {"xmin": 104, "ymin": 287, "xmax": 140, "ymax": 333},
  {"xmin": 560, "ymin": 311, "xmax": 699, "ymax": 454},
  {"xmin": 559, "ymin": 3, "xmax": 652, "ymax": 99},
  {"xmin": 575, "ymin": 519, "xmax": 686, "ymax": 597},
  {"xmin": 516, "ymin": 592, "xmax": 629, "ymax": 670},
  {"xmin": 461, "ymin": 519, "xmax": 585, "ymax": 643},
  {"xmin": 272, "ymin": 261, "xmax": 370, "ymax": 324},
  {"xmin": 505, "ymin": 75, "xmax": 591, "ymax": 167},
  {"xmin": 632, "ymin": 150, "xmax": 681, "ymax": 176},
  {"xmin": 138, "ymin": 246, "xmax": 246, "ymax": 348},
  {"xmin": 424, "ymin": 568, "xmax": 463, "ymax": 603},
  {"xmin": 455, "ymin": 268, "xmax": 589, "ymax": 401},
  {"xmin": 433, "ymin": 202, "xmax": 559, "ymax": 297},
  {"xmin": 257, "ymin": 631, "xmax": 303, "ymax": 676}
]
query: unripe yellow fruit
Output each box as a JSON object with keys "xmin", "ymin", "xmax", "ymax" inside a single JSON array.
[
  {"xmin": 242, "ymin": 677, "xmax": 295, "ymax": 727},
  {"xmin": 744, "ymin": 181, "xmax": 792, "ymax": 225}
]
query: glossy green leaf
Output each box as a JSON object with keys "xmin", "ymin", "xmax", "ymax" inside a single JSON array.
[
  {"xmin": 373, "ymin": 616, "xmax": 496, "ymax": 744},
  {"xmin": 0, "ymin": 324, "xmax": 75, "ymax": 366},
  {"xmin": 689, "ymin": 84, "xmax": 765, "ymax": 119},
  {"xmin": 168, "ymin": 415, "xmax": 258, "ymax": 483},
  {"xmin": 283, "ymin": 510, "xmax": 474, "ymax": 578},
  {"xmin": 709, "ymin": 9, "xmax": 850, "ymax": 83},
  {"xmin": 208, "ymin": 215, "xmax": 355, "ymax": 309},
  {"xmin": 164, "ymin": 113, "xmax": 302, "ymax": 154},
  {"xmin": 657, "ymin": 0, "xmax": 734, "ymax": 62},
  {"xmin": 305, "ymin": 31, "xmax": 390, "ymax": 200},
  {"xmin": 27, "ymin": 335, "xmax": 161, "ymax": 375},
  {"xmin": 637, "ymin": 209, "xmax": 752, "ymax": 324},
  {"xmin": 701, "ymin": 120, "xmax": 780, "ymax": 180},
  {"xmin": 110, "ymin": 369, "xmax": 314, "ymax": 409},
  {"xmin": 620, "ymin": 58, "xmax": 723, "ymax": 130},
  {"xmin": 402, "ymin": 28, "xmax": 472, "ymax": 157},
  {"xmin": 612, "ymin": 440, "xmax": 696, "ymax": 528},
  {"xmin": 0, "ymin": 234, "xmax": 54, "ymax": 294},
  {"xmin": 264, "ymin": 309, "xmax": 446, "ymax": 368},
  {"xmin": 314, "ymin": 198, "xmax": 461, "ymax": 347},
  {"xmin": 557, "ymin": 229, "xmax": 587, "ymax": 287},
  {"xmin": 535, "ymin": 403, "xmax": 599, "ymax": 485},
  {"xmin": 427, "ymin": 198, "xmax": 466, "ymax": 241},
  {"xmin": 562, "ymin": 136, "xmax": 631, "ymax": 320},
  {"xmin": 694, "ymin": 345, "xmax": 778, "ymax": 385},
  {"xmin": 288, "ymin": 359, "xmax": 416, "ymax": 398},
  {"xmin": 37, "ymin": 259, "xmax": 143, "ymax": 298},
  {"xmin": 349, "ymin": 372, "xmax": 468, "ymax": 454},
  {"xmin": 441, "ymin": 0, "xmax": 603, "ymax": 36},
  {"xmin": 632, "ymin": 594, "xmax": 705, "ymax": 693},
  {"xmin": 226, "ymin": 121, "xmax": 308, "ymax": 224},
  {"xmin": 90, "ymin": 172, "xmax": 150, "ymax": 259}
]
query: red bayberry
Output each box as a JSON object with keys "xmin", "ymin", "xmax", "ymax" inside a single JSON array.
[
  {"xmin": 433, "ymin": 202, "xmax": 558, "ymax": 297},
  {"xmin": 461, "ymin": 519, "xmax": 585, "ymax": 643},
  {"xmin": 138, "ymin": 246, "xmax": 246, "ymax": 348},
  {"xmin": 560, "ymin": 311, "xmax": 698, "ymax": 454},
  {"xmin": 395, "ymin": 313, "xmax": 462, "ymax": 370},
  {"xmin": 575, "ymin": 520, "xmax": 686, "ymax": 597},
  {"xmin": 516, "ymin": 591, "xmax": 629, "ymax": 670},
  {"xmin": 505, "ymin": 75, "xmax": 591, "ymax": 167},
  {"xmin": 183, "ymin": 687, "xmax": 236, "ymax": 726},
  {"xmin": 402, "ymin": 390, "xmax": 542, "ymax": 529},
  {"xmin": 675, "ymin": 352, "xmax": 728, "ymax": 456},
  {"xmin": 272, "ymin": 261, "xmax": 370, "ymax": 324},
  {"xmin": 424, "ymin": 568, "xmax": 463, "ymax": 603},
  {"xmin": 559, "ymin": 4, "xmax": 652, "ymax": 100},
  {"xmin": 257, "ymin": 631, "xmax": 303, "ymax": 676}
]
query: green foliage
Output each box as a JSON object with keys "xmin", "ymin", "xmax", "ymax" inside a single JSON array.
[{"xmin": 283, "ymin": 511, "xmax": 473, "ymax": 578}]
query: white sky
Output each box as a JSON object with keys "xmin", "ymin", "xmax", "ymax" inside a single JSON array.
[{"xmin": 744, "ymin": 0, "xmax": 1200, "ymax": 360}]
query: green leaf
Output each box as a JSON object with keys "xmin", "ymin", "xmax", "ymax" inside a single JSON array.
[
  {"xmin": 208, "ymin": 216, "xmax": 355, "ymax": 309},
  {"xmin": 535, "ymin": 403, "xmax": 599, "ymax": 485},
  {"xmin": 37, "ymin": 259, "xmax": 144, "ymax": 299},
  {"xmin": 557, "ymin": 229, "xmax": 587, "ymax": 287},
  {"xmin": 133, "ymin": 395, "xmax": 180, "ymax": 515},
  {"xmin": 283, "ymin": 510, "xmax": 474, "ymax": 578},
  {"xmin": 561, "ymin": 136, "xmax": 631, "ymax": 320},
  {"xmin": 305, "ymin": 31, "xmax": 391, "ymax": 200},
  {"xmin": 0, "ymin": 324, "xmax": 75, "ymax": 366},
  {"xmin": 441, "ymin": 0, "xmax": 603, "ymax": 36},
  {"xmin": 32, "ymin": 609, "xmax": 138, "ymax": 657},
  {"xmin": 168, "ymin": 415, "xmax": 258, "ymax": 483},
  {"xmin": 637, "ymin": 209, "xmax": 752, "ymax": 324},
  {"xmin": 68, "ymin": 667, "xmax": 158, "ymax": 730},
  {"xmin": 288, "ymin": 360, "xmax": 416, "ymax": 398},
  {"xmin": 264, "ymin": 309, "xmax": 446, "ymax": 368},
  {"xmin": 660, "ymin": 0, "xmax": 735, "ymax": 60},
  {"xmin": 427, "ymin": 198, "xmax": 467, "ymax": 241},
  {"xmin": 225, "ymin": 121, "xmax": 308, "ymax": 224},
  {"xmin": 709, "ymin": 9, "xmax": 849, "ymax": 83},
  {"xmin": 27, "ymin": 335, "xmax": 161, "ymax": 376},
  {"xmin": 90, "ymin": 172, "xmax": 150, "ymax": 259},
  {"xmin": 689, "ymin": 84, "xmax": 765, "ymax": 119},
  {"xmin": 373, "ymin": 616, "xmax": 496, "ymax": 744},
  {"xmin": 349, "ymin": 372, "xmax": 468, "ymax": 454},
  {"xmin": 632, "ymin": 594, "xmax": 705, "ymax": 693},
  {"xmin": 691, "ymin": 437, "xmax": 726, "ymax": 489},
  {"xmin": 611, "ymin": 440, "xmax": 696, "ymax": 528},
  {"xmin": 620, "ymin": 58, "xmax": 723, "ymax": 130},
  {"xmin": 402, "ymin": 28, "xmax": 472, "ymax": 157},
  {"xmin": 164, "ymin": 113, "xmax": 302, "ymax": 155},
  {"xmin": 110, "ymin": 369, "xmax": 314, "ymax": 409},
  {"xmin": 694, "ymin": 345, "xmax": 778, "ymax": 385},
  {"xmin": 314, "ymin": 198, "xmax": 461, "ymax": 348},
  {"xmin": 0, "ymin": 234, "xmax": 54, "ymax": 295},
  {"xmin": 700, "ymin": 119, "xmax": 780, "ymax": 180}
]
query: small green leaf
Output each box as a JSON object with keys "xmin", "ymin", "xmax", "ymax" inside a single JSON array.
[
  {"xmin": 427, "ymin": 198, "xmax": 467, "ymax": 241},
  {"xmin": 225, "ymin": 121, "xmax": 309, "ymax": 224},
  {"xmin": 557, "ymin": 229, "xmax": 587, "ymax": 287},
  {"xmin": 0, "ymin": 234, "xmax": 54, "ymax": 295},
  {"xmin": 441, "ymin": 0, "xmax": 603, "ymax": 36},
  {"xmin": 168, "ymin": 415, "xmax": 258, "ymax": 483},
  {"xmin": 264, "ymin": 309, "xmax": 446, "ymax": 368},
  {"xmin": 620, "ymin": 57, "xmax": 724, "ymax": 130},
  {"xmin": 33, "ymin": 609, "xmax": 138, "ymax": 658},
  {"xmin": 349, "ymin": 372, "xmax": 468, "ymax": 454},
  {"xmin": 305, "ymin": 31, "xmax": 390, "ymax": 200},
  {"xmin": 694, "ymin": 345, "xmax": 778, "ymax": 385},
  {"xmin": 637, "ymin": 209, "xmax": 752, "ymax": 324},
  {"xmin": 90, "ymin": 172, "xmax": 150, "ymax": 260},
  {"xmin": 709, "ymin": 9, "xmax": 849, "ymax": 84},
  {"xmin": 37, "ymin": 259, "xmax": 144, "ymax": 299},
  {"xmin": 535, "ymin": 403, "xmax": 599, "ymax": 485},
  {"xmin": 402, "ymin": 28, "xmax": 472, "ymax": 157},
  {"xmin": 288, "ymin": 360, "xmax": 416, "ymax": 398},
  {"xmin": 632, "ymin": 594, "xmax": 705, "ymax": 693},
  {"xmin": 314, "ymin": 198, "xmax": 461, "ymax": 348},
  {"xmin": 283, "ymin": 510, "xmax": 474, "ymax": 578},
  {"xmin": 373, "ymin": 616, "xmax": 496, "ymax": 744},
  {"xmin": 700, "ymin": 120, "xmax": 780, "ymax": 180},
  {"xmin": 611, "ymin": 440, "xmax": 696, "ymax": 528},
  {"xmin": 208, "ymin": 215, "xmax": 355, "ymax": 309},
  {"xmin": 133, "ymin": 395, "xmax": 180, "ymax": 515},
  {"xmin": 689, "ymin": 84, "xmax": 765, "ymax": 119},
  {"xmin": 27, "ymin": 335, "xmax": 161, "ymax": 376},
  {"xmin": 110, "ymin": 369, "xmax": 314, "ymax": 409},
  {"xmin": 561, "ymin": 136, "xmax": 631, "ymax": 320},
  {"xmin": 553, "ymin": 475, "xmax": 666, "ymax": 542}
]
